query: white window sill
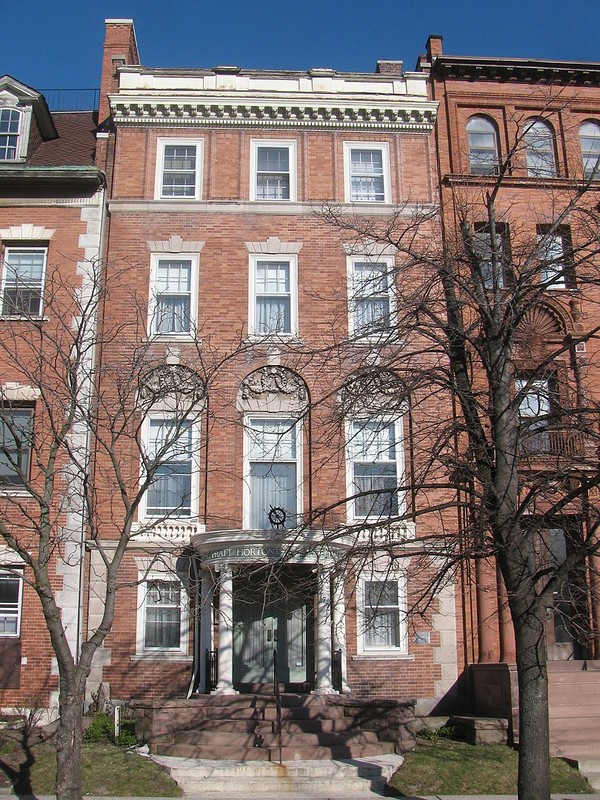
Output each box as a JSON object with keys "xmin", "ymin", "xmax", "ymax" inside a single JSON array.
[
  {"xmin": 247, "ymin": 334, "xmax": 302, "ymax": 344},
  {"xmin": 131, "ymin": 652, "xmax": 192, "ymax": 662},
  {"xmin": 142, "ymin": 335, "xmax": 200, "ymax": 344},
  {"xmin": 0, "ymin": 316, "xmax": 47, "ymax": 323},
  {"xmin": 352, "ymin": 652, "xmax": 413, "ymax": 661},
  {"xmin": 0, "ymin": 488, "xmax": 31, "ymax": 497}
]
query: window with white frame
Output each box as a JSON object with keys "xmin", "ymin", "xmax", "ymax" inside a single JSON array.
[
  {"xmin": 466, "ymin": 116, "xmax": 500, "ymax": 175},
  {"xmin": 579, "ymin": 121, "xmax": 600, "ymax": 180},
  {"xmin": 0, "ymin": 408, "xmax": 33, "ymax": 487},
  {"xmin": 139, "ymin": 575, "xmax": 187, "ymax": 652},
  {"xmin": 348, "ymin": 257, "xmax": 395, "ymax": 339},
  {"xmin": 149, "ymin": 256, "xmax": 197, "ymax": 336},
  {"xmin": 358, "ymin": 572, "xmax": 407, "ymax": 653},
  {"xmin": 251, "ymin": 141, "xmax": 296, "ymax": 201},
  {"xmin": 524, "ymin": 119, "xmax": 557, "ymax": 178},
  {"xmin": 537, "ymin": 227, "xmax": 573, "ymax": 289},
  {"xmin": 155, "ymin": 139, "xmax": 203, "ymax": 199},
  {"xmin": 246, "ymin": 417, "xmax": 300, "ymax": 529},
  {"xmin": 0, "ymin": 109, "xmax": 21, "ymax": 161},
  {"xmin": 344, "ymin": 143, "xmax": 390, "ymax": 203},
  {"xmin": 249, "ymin": 256, "xmax": 297, "ymax": 336},
  {"xmin": 0, "ymin": 570, "xmax": 22, "ymax": 636},
  {"xmin": 1, "ymin": 246, "xmax": 47, "ymax": 317},
  {"xmin": 516, "ymin": 376, "xmax": 556, "ymax": 454},
  {"xmin": 144, "ymin": 416, "xmax": 198, "ymax": 518},
  {"xmin": 348, "ymin": 420, "xmax": 402, "ymax": 520}
]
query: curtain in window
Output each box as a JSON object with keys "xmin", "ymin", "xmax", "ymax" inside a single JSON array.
[
  {"xmin": 162, "ymin": 145, "xmax": 196, "ymax": 196},
  {"xmin": 147, "ymin": 419, "xmax": 192, "ymax": 516},
  {"xmin": 350, "ymin": 150, "xmax": 384, "ymax": 201},
  {"xmin": 352, "ymin": 421, "xmax": 398, "ymax": 518},
  {"xmin": 255, "ymin": 261, "xmax": 290, "ymax": 333},
  {"xmin": 256, "ymin": 147, "xmax": 290, "ymax": 200},
  {"xmin": 154, "ymin": 260, "xmax": 192, "ymax": 333},
  {"xmin": 248, "ymin": 419, "xmax": 297, "ymax": 528},
  {"xmin": 0, "ymin": 573, "xmax": 20, "ymax": 634},
  {"xmin": 3, "ymin": 250, "xmax": 45, "ymax": 316},
  {"xmin": 145, "ymin": 581, "xmax": 181, "ymax": 648},
  {"xmin": 364, "ymin": 580, "xmax": 400, "ymax": 648}
]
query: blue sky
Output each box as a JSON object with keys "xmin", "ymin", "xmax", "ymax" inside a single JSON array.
[{"xmin": 5, "ymin": 0, "xmax": 599, "ymax": 91}]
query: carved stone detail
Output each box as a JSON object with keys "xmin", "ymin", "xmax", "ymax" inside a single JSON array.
[
  {"xmin": 340, "ymin": 369, "xmax": 406, "ymax": 415},
  {"xmin": 241, "ymin": 366, "xmax": 308, "ymax": 403},
  {"xmin": 139, "ymin": 364, "xmax": 206, "ymax": 406}
]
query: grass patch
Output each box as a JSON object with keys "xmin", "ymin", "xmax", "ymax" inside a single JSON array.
[
  {"xmin": 390, "ymin": 738, "xmax": 592, "ymax": 796},
  {"xmin": 0, "ymin": 733, "xmax": 182, "ymax": 797}
]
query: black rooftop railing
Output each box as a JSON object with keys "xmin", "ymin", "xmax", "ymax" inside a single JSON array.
[{"xmin": 42, "ymin": 89, "xmax": 100, "ymax": 112}]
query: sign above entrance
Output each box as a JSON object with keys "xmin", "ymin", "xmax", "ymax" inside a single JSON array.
[{"xmin": 202, "ymin": 543, "xmax": 337, "ymax": 564}]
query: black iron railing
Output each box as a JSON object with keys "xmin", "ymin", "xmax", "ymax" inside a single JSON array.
[
  {"xmin": 205, "ymin": 649, "xmax": 218, "ymax": 693},
  {"xmin": 332, "ymin": 648, "xmax": 343, "ymax": 692},
  {"xmin": 273, "ymin": 649, "xmax": 283, "ymax": 764}
]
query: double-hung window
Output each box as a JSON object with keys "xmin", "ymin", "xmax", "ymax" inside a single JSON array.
[
  {"xmin": 155, "ymin": 139, "xmax": 203, "ymax": 200},
  {"xmin": 537, "ymin": 227, "xmax": 572, "ymax": 289},
  {"xmin": 249, "ymin": 256, "xmax": 297, "ymax": 336},
  {"xmin": 149, "ymin": 256, "xmax": 197, "ymax": 336},
  {"xmin": 348, "ymin": 257, "xmax": 395, "ymax": 339},
  {"xmin": 0, "ymin": 409, "xmax": 33, "ymax": 487},
  {"xmin": 345, "ymin": 143, "xmax": 390, "ymax": 203},
  {"xmin": 349, "ymin": 420, "xmax": 402, "ymax": 520},
  {"xmin": 473, "ymin": 224, "xmax": 509, "ymax": 289},
  {"xmin": 524, "ymin": 119, "xmax": 557, "ymax": 178},
  {"xmin": 246, "ymin": 418, "xmax": 300, "ymax": 529},
  {"xmin": 145, "ymin": 417, "xmax": 196, "ymax": 518},
  {"xmin": 358, "ymin": 572, "xmax": 407, "ymax": 653},
  {"xmin": 0, "ymin": 109, "xmax": 20, "ymax": 161},
  {"xmin": 139, "ymin": 575, "xmax": 187, "ymax": 652},
  {"xmin": 251, "ymin": 141, "xmax": 296, "ymax": 201},
  {"xmin": 466, "ymin": 116, "xmax": 500, "ymax": 175},
  {"xmin": 0, "ymin": 570, "xmax": 22, "ymax": 636},
  {"xmin": 1, "ymin": 247, "xmax": 47, "ymax": 317},
  {"xmin": 516, "ymin": 376, "xmax": 555, "ymax": 454},
  {"xmin": 579, "ymin": 122, "xmax": 600, "ymax": 180}
]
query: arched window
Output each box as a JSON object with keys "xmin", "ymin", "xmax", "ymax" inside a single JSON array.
[
  {"xmin": 0, "ymin": 109, "xmax": 21, "ymax": 161},
  {"xmin": 524, "ymin": 119, "xmax": 557, "ymax": 177},
  {"xmin": 579, "ymin": 121, "xmax": 600, "ymax": 180},
  {"xmin": 466, "ymin": 116, "xmax": 499, "ymax": 175}
]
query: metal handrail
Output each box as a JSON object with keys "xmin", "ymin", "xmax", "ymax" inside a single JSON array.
[{"xmin": 273, "ymin": 648, "xmax": 282, "ymax": 765}]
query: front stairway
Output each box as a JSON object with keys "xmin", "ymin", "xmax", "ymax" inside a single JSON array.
[
  {"xmin": 548, "ymin": 661, "xmax": 600, "ymax": 789},
  {"xmin": 136, "ymin": 694, "xmax": 399, "ymax": 762}
]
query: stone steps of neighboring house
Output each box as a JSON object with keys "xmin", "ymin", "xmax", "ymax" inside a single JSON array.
[
  {"xmin": 549, "ymin": 716, "xmax": 600, "ymax": 732},
  {"xmin": 565, "ymin": 759, "xmax": 600, "ymax": 791},
  {"xmin": 151, "ymin": 753, "xmax": 404, "ymax": 795},
  {"xmin": 176, "ymin": 717, "xmax": 356, "ymax": 734},
  {"xmin": 551, "ymin": 741, "xmax": 600, "ymax": 759},
  {"xmin": 170, "ymin": 730, "xmax": 381, "ymax": 747},
  {"xmin": 550, "ymin": 727, "xmax": 600, "ymax": 745},
  {"xmin": 549, "ymin": 702, "xmax": 600, "ymax": 718},
  {"xmin": 153, "ymin": 741, "xmax": 396, "ymax": 761}
]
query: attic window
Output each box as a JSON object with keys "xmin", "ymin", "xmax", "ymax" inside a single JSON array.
[{"xmin": 0, "ymin": 109, "xmax": 20, "ymax": 161}]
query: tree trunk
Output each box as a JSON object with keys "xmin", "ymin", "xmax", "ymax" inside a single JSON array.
[
  {"xmin": 513, "ymin": 603, "xmax": 551, "ymax": 800},
  {"xmin": 55, "ymin": 682, "xmax": 85, "ymax": 800}
]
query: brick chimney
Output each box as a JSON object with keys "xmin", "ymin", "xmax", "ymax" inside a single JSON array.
[{"xmin": 99, "ymin": 19, "xmax": 140, "ymax": 124}]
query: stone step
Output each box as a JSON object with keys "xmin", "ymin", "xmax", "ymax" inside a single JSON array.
[
  {"xmin": 549, "ymin": 716, "xmax": 600, "ymax": 732},
  {"xmin": 153, "ymin": 741, "xmax": 395, "ymax": 761},
  {"xmin": 550, "ymin": 728, "xmax": 600, "ymax": 745},
  {"xmin": 255, "ymin": 718, "xmax": 356, "ymax": 733},
  {"xmin": 551, "ymin": 741, "xmax": 600, "ymax": 759},
  {"xmin": 152, "ymin": 753, "xmax": 404, "ymax": 795},
  {"xmin": 171, "ymin": 730, "xmax": 380, "ymax": 747},
  {"xmin": 549, "ymin": 703, "xmax": 600, "ymax": 718},
  {"xmin": 262, "ymin": 707, "xmax": 346, "ymax": 720}
]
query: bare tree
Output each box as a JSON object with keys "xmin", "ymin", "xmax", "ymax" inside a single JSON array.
[
  {"xmin": 316, "ymin": 146, "xmax": 600, "ymax": 800},
  {"xmin": 0, "ymin": 259, "xmax": 211, "ymax": 800}
]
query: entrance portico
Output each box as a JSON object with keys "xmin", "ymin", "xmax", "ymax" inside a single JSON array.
[{"xmin": 192, "ymin": 528, "xmax": 350, "ymax": 695}]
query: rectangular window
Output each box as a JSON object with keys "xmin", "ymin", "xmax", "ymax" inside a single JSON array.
[
  {"xmin": 0, "ymin": 409, "xmax": 33, "ymax": 487},
  {"xmin": 358, "ymin": 573, "xmax": 407, "ymax": 653},
  {"xmin": 249, "ymin": 256, "xmax": 297, "ymax": 336},
  {"xmin": 140, "ymin": 576, "xmax": 187, "ymax": 651},
  {"xmin": 537, "ymin": 227, "xmax": 573, "ymax": 289},
  {"xmin": 251, "ymin": 141, "xmax": 296, "ymax": 201},
  {"xmin": 516, "ymin": 377, "xmax": 555, "ymax": 454},
  {"xmin": 344, "ymin": 143, "xmax": 390, "ymax": 203},
  {"xmin": 145, "ymin": 417, "xmax": 195, "ymax": 518},
  {"xmin": 349, "ymin": 420, "xmax": 401, "ymax": 520},
  {"xmin": 246, "ymin": 418, "xmax": 299, "ymax": 529},
  {"xmin": 0, "ymin": 571, "xmax": 22, "ymax": 636},
  {"xmin": 349, "ymin": 258, "xmax": 395, "ymax": 339},
  {"xmin": 0, "ymin": 109, "xmax": 20, "ymax": 161},
  {"xmin": 155, "ymin": 140, "xmax": 203, "ymax": 200},
  {"xmin": 149, "ymin": 257, "xmax": 197, "ymax": 336},
  {"xmin": 473, "ymin": 224, "xmax": 509, "ymax": 289},
  {"xmin": 1, "ymin": 247, "xmax": 47, "ymax": 317}
]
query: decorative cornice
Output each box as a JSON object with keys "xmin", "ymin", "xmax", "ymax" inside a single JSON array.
[
  {"xmin": 147, "ymin": 234, "xmax": 205, "ymax": 253},
  {"xmin": 109, "ymin": 98, "xmax": 437, "ymax": 133},
  {"xmin": 0, "ymin": 223, "xmax": 55, "ymax": 240},
  {"xmin": 245, "ymin": 236, "xmax": 303, "ymax": 254}
]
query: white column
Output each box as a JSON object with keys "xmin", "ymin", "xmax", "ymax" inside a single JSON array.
[
  {"xmin": 199, "ymin": 566, "xmax": 214, "ymax": 693},
  {"xmin": 311, "ymin": 565, "xmax": 338, "ymax": 695},
  {"xmin": 332, "ymin": 571, "xmax": 351, "ymax": 694},
  {"xmin": 212, "ymin": 563, "xmax": 238, "ymax": 695}
]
